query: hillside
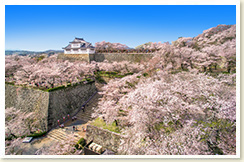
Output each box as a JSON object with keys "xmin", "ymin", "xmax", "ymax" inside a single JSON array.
[
  {"xmin": 5, "ymin": 50, "xmax": 63, "ymax": 56},
  {"xmin": 91, "ymin": 24, "xmax": 237, "ymax": 155},
  {"xmin": 5, "ymin": 24, "xmax": 237, "ymax": 155}
]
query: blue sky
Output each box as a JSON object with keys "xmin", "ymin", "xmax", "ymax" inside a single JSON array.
[{"xmin": 5, "ymin": 5, "xmax": 236, "ymax": 51}]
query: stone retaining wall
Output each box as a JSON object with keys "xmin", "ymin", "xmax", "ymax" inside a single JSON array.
[
  {"xmin": 5, "ymin": 85, "xmax": 49, "ymax": 131},
  {"xmin": 58, "ymin": 53, "xmax": 90, "ymax": 62},
  {"xmin": 48, "ymin": 82, "xmax": 97, "ymax": 128},
  {"xmin": 93, "ymin": 53, "xmax": 155, "ymax": 63},
  {"xmin": 5, "ymin": 82, "xmax": 97, "ymax": 131},
  {"xmin": 58, "ymin": 53, "xmax": 155, "ymax": 63},
  {"xmin": 86, "ymin": 124, "xmax": 126, "ymax": 153}
]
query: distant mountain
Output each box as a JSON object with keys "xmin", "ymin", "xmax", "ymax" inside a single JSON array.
[{"xmin": 5, "ymin": 50, "xmax": 63, "ymax": 56}]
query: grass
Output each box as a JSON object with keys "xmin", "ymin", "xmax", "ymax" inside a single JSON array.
[
  {"xmin": 46, "ymin": 79, "xmax": 94, "ymax": 92},
  {"xmin": 5, "ymin": 78, "xmax": 94, "ymax": 92},
  {"xmin": 154, "ymin": 121, "xmax": 182, "ymax": 134},
  {"xmin": 95, "ymin": 71, "xmax": 134, "ymax": 79},
  {"xmin": 94, "ymin": 71, "xmax": 134, "ymax": 83},
  {"xmin": 5, "ymin": 81, "xmax": 15, "ymax": 85},
  {"xmin": 5, "ymin": 131, "xmax": 47, "ymax": 140},
  {"xmin": 26, "ymin": 131, "xmax": 47, "ymax": 138},
  {"xmin": 91, "ymin": 117, "xmax": 121, "ymax": 133}
]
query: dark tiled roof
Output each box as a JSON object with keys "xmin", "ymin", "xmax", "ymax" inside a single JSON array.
[
  {"xmin": 69, "ymin": 41, "xmax": 81, "ymax": 43},
  {"xmin": 69, "ymin": 37, "xmax": 86, "ymax": 43},
  {"xmin": 63, "ymin": 38, "xmax": 95, "ymax": 49},
  {"xmin": 75, "ymin": 37, "xmax": 84, "ymax": 40},
  {"xmin": 62, "ymin": 44, "xmax": 71, "ymax": 49}
]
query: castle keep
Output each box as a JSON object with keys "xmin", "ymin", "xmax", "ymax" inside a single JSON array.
[{"xmin": 63, "ymin": 37, "xmax": 95, "ymax": 54}]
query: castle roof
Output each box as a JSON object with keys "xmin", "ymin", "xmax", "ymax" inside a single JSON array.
[
  {"xmin": 63, "ymin": 38, "xmax": 95, "ymax": 50},
  {"xmin": 69, "ymin": 37, "xmax": 86, "ymax": 43},
  {"xmin": 75, "ymin": 37, "xmax": 84, "ymax": 40}
]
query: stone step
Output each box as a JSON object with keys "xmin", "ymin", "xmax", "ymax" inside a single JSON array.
[
  {"xmin": 46, "ymin": 91, "xmax": 101, "ymax": 143},
  {"xmin": 48, "ymin": 135, "xmax": 66, "ymax": 141},
  {"xmin": 47, "ymin": 130, "xmax": 66, "ymax": 139},
  {"xmin": 48, "ymin": 135, "xmax": 80, "ymax": 142},
  {"xmin": 76, "ymin": 111, "xmax": 93, "ymax": 117},
  {"xmin": 47, "ymin": 129, "xmax": 81, "ymax": 142},
  {"xmin": 76, "ymin": 114, "xmax": 91, "ymax": 118},
  {"xmin": 76, "ymin": 112, "xmax": 93, "ymax": 118},
  {"xmin": 76, "ymin": 116, "xmax": 93, "ymax": 121},
  {"xmin": 47, "ymin": 133, "xmax": 66, "ymax": 141},
  {"xmin": 50, "ymin": 129, "xmax": 65, "ymax": 135}
]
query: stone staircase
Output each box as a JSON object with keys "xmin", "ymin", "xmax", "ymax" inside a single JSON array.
[
  {"xmin": 46, "ymin": 88, "xmax": 102, "ymax": 142},
  {"xmin": 76, "ymin": 92, "xmax": 100, "ymax": 122},
  {"xmin": 47, "ymin": 128, "xmax": 81, "ymax": 141}
]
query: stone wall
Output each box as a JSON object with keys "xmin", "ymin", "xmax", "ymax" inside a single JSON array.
[
  {"xmin": 5, "ymin": 82, "xmax": 97, "ymax": 131},
  {"xmin": 93, "ymin": 53, "xmax": 155, "ymax": 63},
  {"xmin": 89, "ymin": 53, "xmax": 95, "ymax": 63},
  {"xmin": 5, "ymin": 84, "xmax": 49, "ymax": 131},
  {"xmin": 58, "ymin": 53, "xmax": 155, "ymax": 63},
  {"xmin": 48, "ymin": 82, "xmax": 97, "ymax": 129},
  {"xmin": 58, "ymin": 53, "xmax": 90, "ymax": 62},
  {"xmin": 86, "ymin": 124, "xmax": 126, "ymax": 153}
]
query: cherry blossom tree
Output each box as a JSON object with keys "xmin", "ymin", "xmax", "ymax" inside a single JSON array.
[
  {"xmin": 5, "ymin": 137, "xmax": 24, "ymax": 155},
  {"xmin": 5, "ymin": 24, "xmax": 236, "ymax": 155},
  {"xmin": 93, "ymin": 70, "xmax": 236, "ymax": 155},
  {"xmin": 5, "ymin": 107, "xmax": 41, "ymax": 155},
  {"xmin": 5, "ymin": 107, "xmax": 40, "ymax": 138},
  {"xmin": 35, "ymin": 134, "xmax": 83, "ymax": 155},
  {"xmin": 95, "ymin": 41, "xmax": 129, "ymax": 53},
  {"xmin": 146, "ymin": 25, "xmax": 236, "ymax": 73},
  {"xmin": 6, "ymin": 54, "xmax": 146, "ymax": 88}
]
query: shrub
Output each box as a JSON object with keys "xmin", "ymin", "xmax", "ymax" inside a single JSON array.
[
  {"xmin": 85, "ymin": 78, "xmax": 93, "ymax": 82},
  {"xmin": 37, "ymin": 55, "xmax": 45, "ymax": 62},
  {"xmin": 5, "ymin": 82, "xmax": 15, "ymax": 85},
  {"xmin": 46, "ymin": 85, "xmax": 65, "ymax": 92},
  {"xmin": 143, "ymin": 73, "xmax": 148, "ymax": 77},
  {"xmin": 105, "ymin": 71, "xmax": 118, "ymax": 75},
  {"xmin": 26, "ymin": 131, "xmax": 47, "ymax": 138},
  {"xmin": 95, "ymin": 75, "xmax": 106, "ymax": 83},
  {"xmin": 75, "ymin": 138, "xmax": 86, "ymax": 150},
  {"xmin": 136, "ymin": 76, "xmax": 141, "ymax": 78},
  {"xmin": 125, "ymin": 72, "xmax": 134, "ymax": 76}
]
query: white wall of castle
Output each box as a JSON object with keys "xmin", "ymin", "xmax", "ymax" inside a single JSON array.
[{"xmin": 64, "ymin": 48, "xmax": 95, "ymax": 54}]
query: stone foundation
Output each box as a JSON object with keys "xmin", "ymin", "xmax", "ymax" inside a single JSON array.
[
  {"xmin": 86, "ymin": 124, "xmax": 126, "ymax": 153},
  {"xmin": 58, "ymin": 53, "xmax": 155, "ymax": 63},
  {"xmin": 58, "ymin": 53, "xmax": 90, "ymax": 62},
  {"xmin": 5, "ymin": 82, "xmax": 97, "ymax": 131}
]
